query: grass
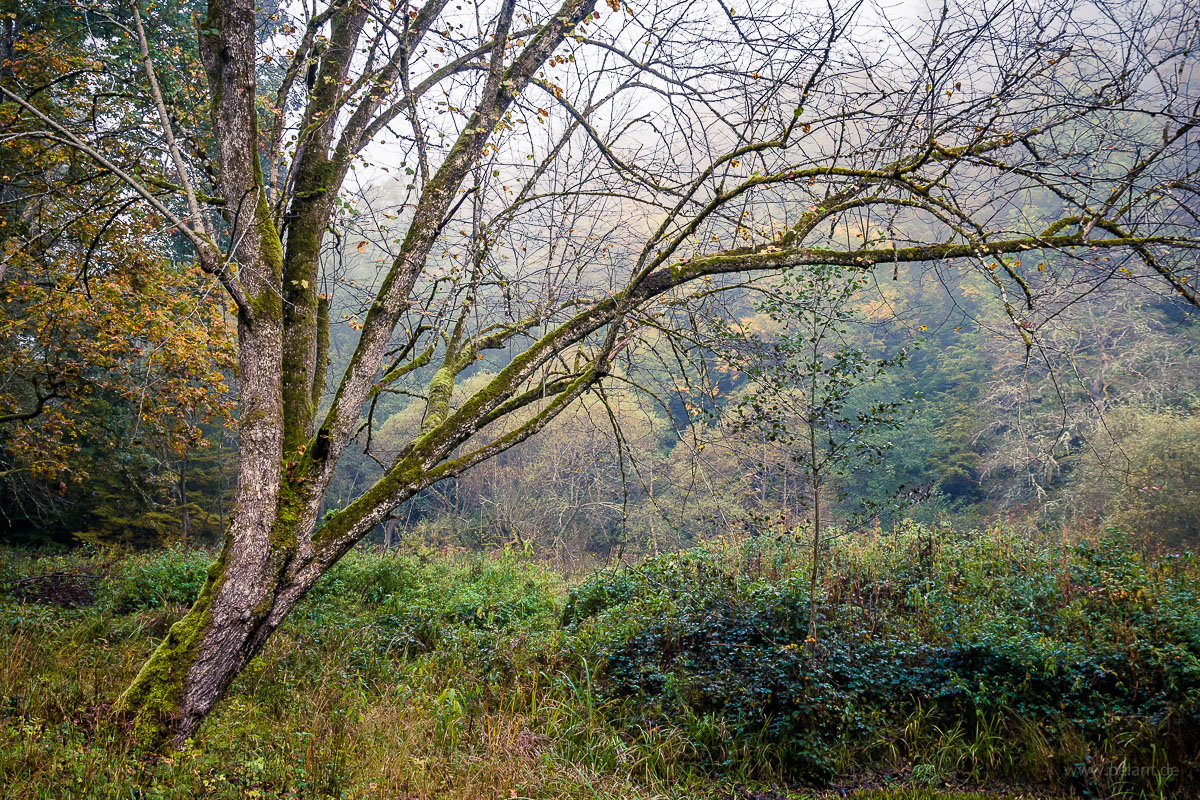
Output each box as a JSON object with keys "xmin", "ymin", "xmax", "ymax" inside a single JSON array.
[
  {"xmin": 1, "ymin": 527, "xmax": 1196, "ymax": 799},
  {"xmin": 0, "ymin": 545, "xmax": 689, "ymax": 799}
]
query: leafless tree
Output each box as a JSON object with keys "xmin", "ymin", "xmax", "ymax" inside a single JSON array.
[{"xmin": 2, "ymin": 0, "xmax": 1197, "ymax": 745}]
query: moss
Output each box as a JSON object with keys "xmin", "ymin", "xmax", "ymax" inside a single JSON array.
[
  {"xmin": 420, "ymin": 366, "xmax": 455, "ymax": 433},
  {"xmin": 242, "ymin": 192, "xmax": 286, "ymax": 324},
  {"xmin": 293, "ymin": 159, "xmax": 337, "ymax": 199},
  {"xmin": 312, "ymin": 298, "xmax": 330, "ymax": 408},
  {"xmin": 270, "ymin": 479, "xmax": 305, "ymax": 552},
  {"xmin": 256, "ymin": 198, "xmax": 284, "ymax": 285},
  {"xmin": 250, "ymin": 591, "xmax": 275, "ymax": 622},
  {"xmin": 249, "ymin": 289, "xmax": 280, "ymax": 319},
  {"xmin": 115, "ymin": 549, "xmax": 227, "ymax": 747},
  {"xmin": 412, "ymin": 315, "xmax": 605, "ymax": 457},
  {"xmin": 378, "ymin": 344, "xmax": 434, "ymax": 387},
  {"xmin": 310, "ymin": 463, "xmax": 423, "ymax": 553},
  {"xmin": 280, "ymin": 379, "xmax": 316, "ymax": 455}
]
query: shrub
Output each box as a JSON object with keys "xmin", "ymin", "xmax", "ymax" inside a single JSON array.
[
  {"xmin": 101, "ymin": 547, "xmax": 211, "ymax": 612},
  {"xmin": 566, "ymin": 526, "xmax": 1200, "ymax": 792}
]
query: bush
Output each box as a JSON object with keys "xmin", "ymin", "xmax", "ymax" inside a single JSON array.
[
  {"xmin": 101, "ymin": 546, "xmax": 212, "ymax": 612},
  {"xmin": 565, "ymin": 526, "xmax": 1200, "ymax": 793},
  {"xmin": 0, "ymin": 545, "xmax": 212, "ymax": 613}
]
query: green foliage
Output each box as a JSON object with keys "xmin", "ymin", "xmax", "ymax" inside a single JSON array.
[
  {"xmin": 2, "ymin": 532, "xmax": 1197, "ymax": 797},
  {"xmin": 102, "ymin": 548, "xmax": 212, "ymax": 613},
  {"xmin": 1064, "ymin": 408, "xmax": 1200, "ymax": 550},
  {"xmin": 566, "ymin": 526, "xmax": 1200, "ymax": 794},
  {"xmin": 0, "ymin": 544, "xmax": 586, "ymax": 799}
]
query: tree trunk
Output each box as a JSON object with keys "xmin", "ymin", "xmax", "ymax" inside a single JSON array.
[
  {"xmin": 110, "ymin": 0, "xmax": 600, "ymax": 749},
  {"xmin": 115, "ymin": 0, "xmax": 302, "ymax": 748},
  {"xmin": 807, "ymin": 476, "xmax": 821, "ymax": 646},
  {"xmin": 117, "ymin": 462, "xmax": 425, "ymax": 747},
  {"xmin": 116, "ymin": 530, "xmax": 288, "ymax": 746}
]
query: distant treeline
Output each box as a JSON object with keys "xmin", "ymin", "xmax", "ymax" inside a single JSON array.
[{"xmin": 5, "ymin": 257, "xmax": 1195, "ymax": 554}]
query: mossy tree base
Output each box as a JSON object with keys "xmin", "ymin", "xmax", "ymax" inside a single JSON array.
[
  {"xmin": 113, "ymin": 533, "xmax": 295, "ymax": 749},
  {"xmin": 116, "ymin": 593, "xmax": 214, "ymax": 747}
]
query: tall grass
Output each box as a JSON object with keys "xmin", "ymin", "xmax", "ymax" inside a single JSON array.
[
  {"xmin": 0, "ymin": 544, "xmax": 697, "ymax": 799},
  {"xmin": 2, "ymin": 527, "xmax": 1196, "ymax": 798}
]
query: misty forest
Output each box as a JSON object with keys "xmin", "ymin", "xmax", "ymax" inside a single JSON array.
[{"xmin": 1, "ymin": 0, "xmax": 1198, "ymax": 796}]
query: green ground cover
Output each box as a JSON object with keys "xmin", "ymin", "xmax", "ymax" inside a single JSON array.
[{"xmin": 1, "ymin": 526, "xmax": 1195, "ymax": 798}]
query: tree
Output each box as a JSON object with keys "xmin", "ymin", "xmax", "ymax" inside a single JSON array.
[
  {"xmin": 2, "ymin": 0, "xmax": 1197, "ymax": 745},
  {"xmin": 1063, "ymin": 406, "xmax": 1200, "ymax": 549},
  {"xmin": 0, "ymin": 1, "xmax": 236, "ymax": 542},
  {"xmin": 723, "ymin": 264, "xmax": 916, "ymax": 643}
]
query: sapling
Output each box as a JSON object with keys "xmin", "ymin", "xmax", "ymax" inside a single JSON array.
[{"xmin": 728, "ymin": 264, "xmax": 917, "ymax": 645}]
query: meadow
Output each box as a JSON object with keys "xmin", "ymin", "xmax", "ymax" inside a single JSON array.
[{"xmin": 1, "ymin": 525, "xmax": 1196, "ymax": 799}]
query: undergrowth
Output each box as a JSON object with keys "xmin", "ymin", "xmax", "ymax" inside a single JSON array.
[{"xmin": 1, "ymin": 525, "xmax": 1195, "ymax": 798}]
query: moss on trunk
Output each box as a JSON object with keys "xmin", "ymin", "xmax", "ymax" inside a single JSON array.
[{"xmin": 114, "ymin": 551, "xmax": 227, "ymax": 747}]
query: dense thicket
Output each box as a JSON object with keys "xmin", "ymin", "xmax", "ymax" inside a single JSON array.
[{"xmin": 567, "ymin": 529, "xmax": 1200, "ymax": 787}]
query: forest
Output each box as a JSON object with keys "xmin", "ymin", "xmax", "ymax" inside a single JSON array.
[{"xmin": 0, "ymin": 0, "xmax": 1198, "ymax": 796}]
